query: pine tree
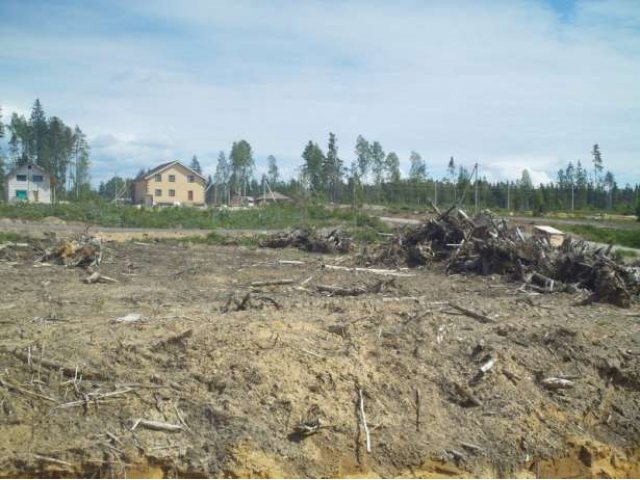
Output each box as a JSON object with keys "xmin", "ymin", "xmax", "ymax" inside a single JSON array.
[
  {"xmin": 324, "ymin": 133, "xmax": 343, "ymax": 202},
  {"xmin": 29, "ymin": 98, "xmax": 49, "ymax": 167},
  {"xmin": 267, "ymin": 155, "xmax": 279, "ymax": 187},
  {"xmin": 189, "ymin": 155, "xmax": 202, "ymax": 174},
  {"xmin": 592, "ymin": 144, "xmax": 603, "ymax": 186}
]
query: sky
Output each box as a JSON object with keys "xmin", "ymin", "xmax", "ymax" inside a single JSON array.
[{"xmin": 1, "ymin": 0, "xmax": 639, "ymax": 187}]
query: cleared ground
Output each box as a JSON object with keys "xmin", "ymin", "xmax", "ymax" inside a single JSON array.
[{"xmin": 0, "ymin": 237, "xmax": 639, "ymax": 478}]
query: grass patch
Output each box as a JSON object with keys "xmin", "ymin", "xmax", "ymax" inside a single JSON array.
[
  {"xmin": 0, "ymin": 231, "xmax": 31, "ymax": 243},
  {"xmin": 0, "ymin": 202, "xmax": 387, "ymax": 232},
  {"xmin": 557, "ymin": 224, "xmax": 640, "ymax": 249}
]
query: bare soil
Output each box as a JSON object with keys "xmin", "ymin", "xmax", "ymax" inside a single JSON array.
[{"xmin": 1, "ymin": 237, "xmax": 639, "ymax": 478}]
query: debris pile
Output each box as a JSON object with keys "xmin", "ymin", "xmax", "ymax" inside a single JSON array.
[
  {"xmin": 366, "ymin": 207, "xmax": 639, "ymax": 307},
  {"xmin": 40, "ymin": 235, "xmax": 103, "ymax": 267},
  {"xmin": 260, "ymin": 228, "xmax": 352, "ymax": 254}
]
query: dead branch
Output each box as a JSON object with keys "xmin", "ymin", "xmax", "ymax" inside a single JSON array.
[
  {"xmin": 83, "ymin": 272, "xmax": 118, "ymax": 284},
  {"xmin": 56, "ymin": 388, "xmax": 134, "ymax": 409},
  {"xmin": 251, "ymin": 279, "xmax": 294, "ymax": 287},
  {"xmin": 131, "ymin": 418, "xmax": 183, "ymax": 432},
  {"xmin": 152, "ymin": 329, "xmax": 193, "ymax": 350},
  {"xmin": 9, "ymin": 349, "xmax": 107, "ymax": 380},
  {"xmin": 357, "ymin": 388, "xmax": 372, "ymax": 453},
  {"xmin": 448, "ymin": 302, "xmax": 495, "ymax": 324},
  {"xmin": 323, "ymin": 264, "xmax": 414, "ymax": 277}
]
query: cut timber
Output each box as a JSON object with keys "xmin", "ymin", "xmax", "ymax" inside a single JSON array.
[
  {"xmin": 540, "ymin": 377, "xmax": 575, "ymax": 390},
  {"xmin": 448, "ymin": 302, "xmax": 495, "ymax": 324},
  {"xmin": 323, "ymin": 264, "xmax": 414, "ymax": 277},
  {"xmin": 316, "ymin": 279, "xmax": 394, "ymax": 297}
]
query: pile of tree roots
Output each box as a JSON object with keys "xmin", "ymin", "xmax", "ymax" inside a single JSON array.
[
  {"xmin": 260, "ymin": 228, "xmax": 352, "ymax": 254},
  {"xmin": 365, "ymin": 207, "xmax": 639, "ymax": 307}
]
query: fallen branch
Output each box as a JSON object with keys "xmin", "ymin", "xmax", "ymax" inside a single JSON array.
[
  {"xmin": 131, "ymin": 418, "xmax": 183, "ymax": 432},
  {"xmin": 540, "ymin": 377, "xmax": 575, "ymax": 390},
  {"xmin": 448, "ymin": 302, "xmax": 494, "ymax": 324},
  {"xmin": 33, "ymin": 454, "xmax": 72, "ymax": 467},
  {"xmin": 251, "ymin": 279, "xmax": 294, "ymax": 287},
  {"xmin": 358, "ymin": 388, "xmax": 372, "ymax": 453},
  {"xmin": 316, "ymin": 279, "xmax": 394, "ymax": 297},
  {"xmin": 0, "ymin": 378, "xmax": 58, "ymax": 403},
  {"xmin": 83, "ymin": 272, "xmax": 118, "ymax": 284},
  {"xmin": 9, "ymin": 349, "xmax": 106, "ymax": 380},
  {"xmin": 152, "ymin": 329, "xmax": 193, "ymax": 350},
  {"xmin": 323, "ymin": 264, "xmax": 414, "ymax": 277},
  {"xmin": 56, "ymin": 388, "xmax": 134, "ymax": 409}
]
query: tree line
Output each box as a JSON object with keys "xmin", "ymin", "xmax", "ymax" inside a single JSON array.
[{"xmin": 0, "ymin": 99, "xmax": 91, "ymax": 200}]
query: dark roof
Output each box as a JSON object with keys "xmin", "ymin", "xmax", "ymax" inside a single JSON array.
[
  {"xmin": 5, "ymin": 163, "xmax": 49, "ymax": 178},
  {"xmin": 135, "ymin": 161, "xmax": 206, "ymax": 182}
]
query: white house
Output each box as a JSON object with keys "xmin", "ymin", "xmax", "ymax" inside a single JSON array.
[{"xmin": 4, "ymin": 163, "xmax": 52, "ymax": 204}]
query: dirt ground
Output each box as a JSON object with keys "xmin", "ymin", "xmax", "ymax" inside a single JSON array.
[{"xmin": 1, "ymin": 236, "xmax": 640, "ymax": 478}]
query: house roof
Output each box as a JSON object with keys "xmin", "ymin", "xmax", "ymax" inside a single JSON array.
[
  {"xmin": 255, "ymin": 191, "xmax": 291, "ymax": 202},
  {"xmin": 136, "ymin": 161, "xmax": 206, "ymax": 182},
  {"xmin": 5, "ymin": 163, "xmax": 49, "ymax": 178},
  {"xmin": 534, "ymin": 225, "xmax": 564, "ymax": 235}
]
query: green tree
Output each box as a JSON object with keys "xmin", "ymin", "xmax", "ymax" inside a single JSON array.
[
  {"xmin": 229, "ymin": 140, "xmax": 254, "ymax": 196},
  {"xmin": 214, "ymin": 151, "xmax": 230, "ymax": 204},
  {"xmin": 409, "ymin": 151, "xmax": 426, "ymax": 181},
  {"xmin": 385, "ymin": 152, "xmax": 401, "ymax": 183},
  {"xmin": 323, "ymin": 133, "xmax": 343, "ymax": 202},
  {"xmin": 46, "ymin": 116, "xmax": 74, "ymax": 198},
  {"xmin": 355, "ymin": 135, "xmax": 371, "ymax": 181},
  {"xmin": 0, "ymin": 106, "xmax": 4, "ymax": 200},
  {"xmin": 592, "ymin": 144, "xmax": 603, "ymax": 186},
  {"xmin": 8, "ymin": 113, "xmax": 31, "ymax": 165},
  {"xmin": 267, "ymin": 155, "xmax": 279, "ymax": 187},
  {"xmin": 71, "ymin": 126, "xmax": 91, "ymax": 199},
  {"xmin": 189, "ymin": 155, "xmax": 202, "ymax": 174},
  {"xmin": 370, "ymin": 141, "xmax": 385, "ymax": 200},
  {"xmin": 603, "ymin": 170, "xmax": 615, "ymax": 209},
  {"xmin": 301, "ymin": 141, "xmax": 325, "ymax": 193},
  {"xmin": 29, "ymin": 98, "xmax": 49, "ymax": 168},
  {"xmin": 519, "ymin": 169, "xmax": 533, "ymax": 211}
]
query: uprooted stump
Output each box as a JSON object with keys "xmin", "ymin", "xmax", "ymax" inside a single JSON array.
[
  {"xmin": 260, "ymin": 228, "xmax": 352, "ymax": 254},
  {"xmin": 41, "ymin": 236, "xmax": 103, "ymax": 267},
  {"xmin": 362, "ymin": 209, "xmax": 639, "ymax": 307}
]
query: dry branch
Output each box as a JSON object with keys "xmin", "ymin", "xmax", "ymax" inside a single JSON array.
[
  {"xmin": 131, "ymin": 418, "xmax": 183, "ymax": 432},
  {"xmin": 323, "ymin": 264, "xmax": 414, "ymax": 277},
  {"xmin": 448, "ymin": 302, "xmax": 495, "ymax": 324},
  {"xmin": 9, "ymin": 349, "xmax": 107, "ymax": 380},
  {"xmin": 251, "ymin": 279, "xmax": 294, "ymax": 287},
  {"xmin": 358, "ymin": 388, "xmax": 372, "ymax": 453}
]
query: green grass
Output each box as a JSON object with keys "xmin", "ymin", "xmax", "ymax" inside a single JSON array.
[
  {"xmin": 557, "ymin": 224, "xmax": 640, "ymax": 249},
  {"xmin": 0, "ymin": 231, "xmax": 31, "ymax": 243},
  {"xmin": 0, "ymin": 202, "xmax": 388, "ymax": 232}
]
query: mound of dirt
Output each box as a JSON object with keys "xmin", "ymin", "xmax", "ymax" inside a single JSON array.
[{"xmin": 0, "ymin": 241, "xmax": 639, "ymax": 478}]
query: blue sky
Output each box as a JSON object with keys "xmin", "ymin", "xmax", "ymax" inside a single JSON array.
[{"xmin": 1, "ymin": 0, "xmax": 639, "ymax": 187}]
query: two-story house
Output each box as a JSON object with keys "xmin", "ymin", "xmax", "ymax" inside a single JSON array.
[
  {"xmin": 133, "ymin": 161, "xmax": 207, "ymax": 207},
  {"xmin": 4, "ymin": 163, "xmax": 52, "ymax": 204}
]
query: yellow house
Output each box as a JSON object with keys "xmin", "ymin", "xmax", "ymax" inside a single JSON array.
[{"xmin": 133, "ymin": 161, "xmax": 207, "ymax": 207}]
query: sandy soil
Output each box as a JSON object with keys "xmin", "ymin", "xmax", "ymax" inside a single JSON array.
[{"xmin": 0, "ymin": 238, "xmax": 639, "ymax": 478}]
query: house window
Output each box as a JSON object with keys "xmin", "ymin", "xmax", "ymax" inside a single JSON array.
[
  {"xmin": 16, "ymin": 190, "xmax": 28, "ymax": 200},
  {"xmin": 188, "ymin": 190, "xmax": 194, "ymax": 201},
  {"xmin": 16, "ymin": 175, "xmax": 27, "ymax": 181},
  {"xmin": 155, "ymin": 189, "xmax": 162, "ymax": 196},
  {"xmin": 155, "ymin": 174, "xmax": 162, "ymax": 182},
  {"xmin": 32, "ymin": 175, "xmax": 44, "ymax": 182},
  {"xmin": 188, "ymin": 175, "xmax": 195, "ymax": 183},
  {"xmin": 169, "ymin": 175, "xmax": 176, "ymax": 182},
  {"xmin": 169, "ymin": 189, "xmax": 176, "ymax": 197}
]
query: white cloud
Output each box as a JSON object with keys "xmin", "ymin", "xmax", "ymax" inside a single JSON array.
[{"xmin": 1, "ymin": 0, "xmax": 638, "ymax": 186}]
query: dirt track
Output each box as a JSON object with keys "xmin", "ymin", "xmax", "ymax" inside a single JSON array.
[{"xmin": 1, "ymin": 238, "xmax": 640, "ymax": 478}]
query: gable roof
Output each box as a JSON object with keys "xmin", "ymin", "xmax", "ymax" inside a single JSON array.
[
  {"xmin": 5, "ymin": 163, "xmax": 49, "ymax": 178},
  {"xmin": 136, "ymin": 161, "xmax": 206, "ymax": 182}
]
